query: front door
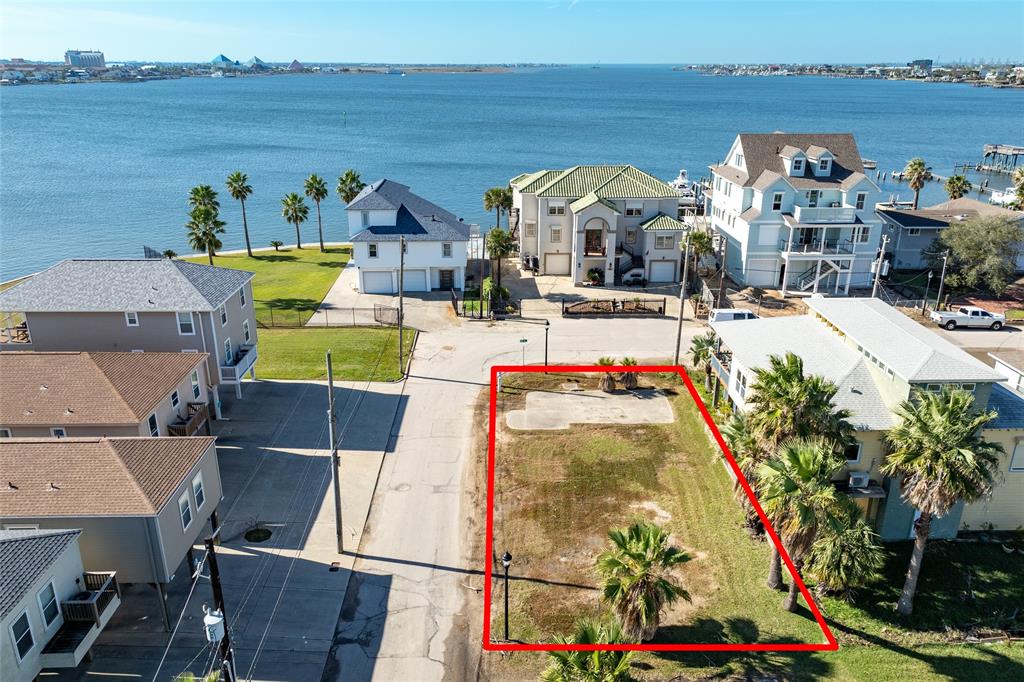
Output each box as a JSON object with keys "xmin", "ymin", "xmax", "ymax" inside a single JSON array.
[
  {"xmin": 808, "ymin": 190, "xmax": 820, "ymax": 208},
  {"xmin": 585, "ymin": 229, "xmax": 603, "ymax": 255},
  {"xmin": 439, "ymin": 269, "xmax": 454, "ymax": 290}
]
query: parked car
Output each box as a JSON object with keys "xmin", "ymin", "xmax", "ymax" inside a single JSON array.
[
  {"xmin": 929, "ymin": 306, "xmax": 1005, "ymax": 330},
  {"xmin": 709, "ymin": 308, "xmax": 758, "ymax": 323}
]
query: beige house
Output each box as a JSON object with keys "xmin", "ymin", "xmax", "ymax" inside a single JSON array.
[
  {"xmin": 0, "ymin": 259, "xmax": 258, "ymax": 418},
  {"xmin": 0, "ymin": 437, "xmax": 222, "ymax": 630},
  {"xmin": 0, "ymin": 351, "xmax": 211, "ymax": 439}
]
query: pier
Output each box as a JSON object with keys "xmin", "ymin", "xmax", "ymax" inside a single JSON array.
[{"xmin": 981, "ymin": 144, "xmax": 1024, "ymax": 174}]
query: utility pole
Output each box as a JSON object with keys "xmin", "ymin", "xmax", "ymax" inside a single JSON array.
[
  {"xmin": 478, "ymin": 234, "xmax": 485, "ymax": 319},
  {"xmin": 935, "ymin": 249, "xmax": 950, "ymax": 311},
  {"xmin": 326, "ymin": 350, "xmax": 343, "ymax": 554},
  {"xmin": 205, "ymin": 536, "xmax": 236, "ymax": 682},
  {"xmin": 398, "ymin": 236, "xmax": 405, "ymax": 374},
  {"xmin": 674, "ymin": 231, "xmax": 692, "ymax": 366},
  {"xmin": 871, "ymin": 233, "xmax": 890, "ymax": 298}
]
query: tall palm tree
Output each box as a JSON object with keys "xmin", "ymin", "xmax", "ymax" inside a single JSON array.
[
  {"xmin": 485, "ymin": 227, "xmax": 515, "ymax": 286},
  {"xmin": 483, "ymin": 187, "xmax": 504, "ymax": 227},
  {"xmin": 280, "ymin": 193, "xmax": 309, "ymax": 249},
  {"xmin": 499, "ymin": 186, "xmax": 514, "ymax": 228},
  {"xmin": 882, "ymin": 387, "xmax": 1003, "ymax": 615},
  {"xmin": 226, "ymin": 171, "xmax": 254, "ymax": 257},
  {"xmin": 903, "ymin": 157, "xmax": 932, "ymax": 209},
  {"xmin": 943, "ymin": 174, "xmax": 971, "ymax": 201},
  {"xmin": 756, "ymin": 437, "xmax": 846, "ymax": 612},
  {"xmin": 720, "ymin": 413, "xmax": 764, "ymax": 528},
  {"xmin": 687, "ymin": 229, "xmax": 714, "ymax": 289},
  {"xmin": 596, "ymin": 356, "xmax": 617, "ymax": 393},
  {"xmin": 336, "ymin": 169, "xmax": 366, "ymax": 204},
  {"xmin": 304, "ymin": 173, "xmax": 329, "ymax": 252},
  {"xmin": 186, "ymin": 205, "xmax": 226, "ymax": 265},
  {"xmin": 804, "ymin": 504, "xmax": 885, "ymax": 600},
  {"xmin": 688, "ymin": 330, "xmax": 717, "ymax": 392},
  {"xmin": 595, "ymin": 520, "xmax": 690, "ymax": 641},
  {"xmin": 188, "ymin": 184, "xmax": 220, "ymax": 211},
  {"xmin": 541, "ymin": 619, "xmax": 636, "ymax": 682}
]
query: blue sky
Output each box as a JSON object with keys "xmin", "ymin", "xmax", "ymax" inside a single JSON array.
[{"xmin": 3, "ymin": 1, "xmax": 1022, "ymax": 64}]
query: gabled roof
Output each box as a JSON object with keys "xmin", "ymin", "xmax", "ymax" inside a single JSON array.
[
  {"xmin": 639, "ymin": 213, "xmax": 687, "ymax": 231},
  {"xmin": 805, "ymin": 145, "xmax": 832, "ymax": 159},
  {"xmin": 0, "ymin": 437, "xmax": 216, "ymax": 517},
  {"xmin": 515, "ymin": 170, "xmax": 563, "ymax": 194},
  {"xmin": 0, "ymin": 352, "xmax": 208, "ymax": 427},
  {"xmin": 708, "ymin": 164, "xmax": 748, "ymax": 186},
  {"xmin": 875, "ymin": 208, "xmax": 961, "ymax": 229},
  {"xmin": 569, "ymin": 192, "xmax": 621, "ymax": 214},
  {"xmin": 840, "ymin": 172, "xmax": 870, "ymax": 190},
  {"xmin": 779, "ymin": 145, "xmax": 804, "ymax": 158},
  {"xmin": 347, "ymin": 179, "xmax": 470, "ymax": 242},
  {"xmin": 0, "ymin": 529, "xmax": 81, "ymax": 619},
  {"xmin": 0, "ymin": 259, "xmax": 253, "ymax": 313},
  {"xmin": 751, "ymin": 170, "xmax": 785, "ymax": 191},
  {"xmin": 513, "ymin": 165, "xmax": 678, "ymax": 200},
  {"xmin": 725, "ymin": 133, "xmax": 870, "ymax": 191}
]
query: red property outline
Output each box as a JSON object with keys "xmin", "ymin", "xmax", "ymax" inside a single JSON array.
[{"xmin": 482, "ymin": 364, "xmax": 838, "ymax": 653}]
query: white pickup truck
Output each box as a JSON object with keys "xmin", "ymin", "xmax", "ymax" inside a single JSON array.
[{"xmin": 929, "ymin": 306, "xmax": 1005, "ymax": 331}]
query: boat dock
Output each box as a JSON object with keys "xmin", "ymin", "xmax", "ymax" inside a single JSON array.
[{"xmin": 980, "ymin": 144, "xmax": 1024, "ymax": 174}]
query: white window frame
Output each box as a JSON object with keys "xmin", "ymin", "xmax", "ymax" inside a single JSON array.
[
  {"xmin": 547, "ymin": 201, "xmax": 566, "ymax": 216},
  {"xmin": 192, "ymin": 472, "xmax": 206, "ymax": 509},
  {"xmin": 178, "ymin": 491, "xmax": 193, "ymax": 530},
  {"xmin": 37, "ymin": 580, "xmax": 60, "ymax": 629},
  {"xmin": 170, "ymin": 390, "xmax": 180, "ymax": 409},
  {"xmin": 550, "ymin": 226, "xmax": 562, "ymax": 243},
  {"xmin": 191, "ymin": 370, "xmax": 201, "ymax": 399},
  {"xmin": 242, "ymin": 319, "xmax": 251, "ymax": 343},
  {"xmin": 792, "ymin": 158, "xmax": 804, "ymax": 173},
  {"xmin": 844, "ymin": 441, "xmax": 863, "ymax": 463},
  {"xmin": 771, "ymin": 192, "xmax": 784, "ymax": 212},
  {"xmin": 148, "ymin": 413, "xmax": 159, "ymax": 437},
  {"xmin": 51, "ymin": 427, "xmax": 66, "ymax": 439},
  {"xmin": 735, "ymin": 369, "xmax": 748, "ymax": 399},
  {"xmin": 361, "ymin": 211, "xmax": 370, "ymax": 227},
  {"xmin": 655, "ymin": 235, "xmax": 673, "ymax": 249},
  {"xmin": 1011, "ymin": 440, "xmax": 1024, "ymax": 472},
  {"xmin": 855, "ymin": 192, "xmax": 867, "ymax": 210},
  {"xmin": 855, "ymin": 226, "xmax": 871, "ymax": 243},
  {"xmin": 239, "ymin": 287, "xmax": 247, "ymax": 307},
  {"xmin": 441, "ymin": 242, "xmax": 452, "ymax": 258},
  {"xmin": 367, "ymin": 243, "xmax": 378, "ymax": 258},
  {"xmin": 819, "ymin": 159, "xmax": 830, "ymax": 171},
  {"xmin": 625, "ymin": 229, "xmax": 637, "ymax": 245},
  {"xmin": 734, "ymin": 153, "xmax": 744, "ymax": 166},
  {"xmin": 223, "ymin": 338, "xmax": 232, "ymax": 365},
  {"xmin": 219, "ymin": 304, "xmax": 227, "ymax": 326},
  {"xmin": 525, "ymin": 221, "xmax": 537, "ymax": 238},
  {"xmin": 9, "ymin": 609, "xmax": 34, "ymax": 662},
  {"xmin": 625, "ymin": 201, "xmax": 643, "ymax": 217},
  {"xmin": 125, "ymin": 311, "xmax": 139, "ymax": 327},
  {"xmin": 177, "ymin": 312, "xmax": 195, "ymax": 336},
  {"xmin": 0, "ymin": 428, "xmax": 10, "ymax": 438}
]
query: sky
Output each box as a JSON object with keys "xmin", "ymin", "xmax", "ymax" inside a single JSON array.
[{"xmin": 2, "ymin": 1, "xmax": 1022, "ymax": 65}]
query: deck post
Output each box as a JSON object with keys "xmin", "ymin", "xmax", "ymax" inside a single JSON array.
[{"xmin": 154, "ymin": 582, "xmax": 171, "ymax": 632}]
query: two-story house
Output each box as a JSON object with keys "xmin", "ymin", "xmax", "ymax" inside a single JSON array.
[
  {"xmin": 0, "ymin": 259, "xmax": 258, "ymax": 417},
  {"xmin": 0, "ymin": 352, "xmax": 211, "ymax": 439},
  {"xmin": 347, "ymin": 179, "xmax": 471, "ymax": 294},
  {"xmin": 708, "ymin": 297, "xmax": 1024, "ymax": 540},
  {"xmin": 708, "ymin": 133, "xmax": 883, "ymax": 296},
  {"xmin": 510, "ymin": 165, "xmax": 687, "ymax": 285}
]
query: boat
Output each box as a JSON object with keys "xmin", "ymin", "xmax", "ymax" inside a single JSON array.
[
  {"xmin": 670, "ymin": 169, "xmax": 704, "ymax": 208},
  {"xmin": 861, "ymin": 158, "xmax": 877, "ymax": 170},
  {"xmin": 385, "ymin": 68, "xmax": 405, "ymax": 76},
  {"xmin": 989, "ymin": 188, "xmax": 1018, "ymax": 207},
  {"xmin": 210, "ymin": 71, "xmax": 224, "ymax": 78}
]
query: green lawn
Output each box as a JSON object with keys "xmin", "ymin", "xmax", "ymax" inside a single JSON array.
[{"xmin": 257, "ymin": 327, "xmax": 416, "ymax": 381}]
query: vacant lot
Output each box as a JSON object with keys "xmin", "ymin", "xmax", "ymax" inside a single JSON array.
[{"xmin": 258, "ymin": 326, "xmax": 415, "ymax": 381}]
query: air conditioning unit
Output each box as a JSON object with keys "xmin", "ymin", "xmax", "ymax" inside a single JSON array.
[
  {"xmin": 830, "ymin": 202, "xmax": 841, "ymax": 208},
  {"xmin": 849, "ymin": 472, "xmax": 870, "ymax": 488}
]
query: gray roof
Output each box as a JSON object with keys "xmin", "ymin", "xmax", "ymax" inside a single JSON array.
[
  {"xmin": 0, "ymin": 529, "xmax": 81, "ymax": 620},
  {"xmin": 987, "ymin": 384, "xmax": 1024, "ymax": 429},
  {"xmin": 347, "ymin": 179, "xmax": 470, "ymax": 242},
  {"xmin": 879, "ymin": 197, "xmax": 1024, "ymax": 230},
  {"xmin": 0, "ymin": 259, "xmax": 254, "ymax": 313},
  {"xmin": 805, "ymin": 297, "xmax": 1005, "ymax": 383},
  {"xmin": 730, "ymin": 133, "xmax": 870, "ymax": 190}
]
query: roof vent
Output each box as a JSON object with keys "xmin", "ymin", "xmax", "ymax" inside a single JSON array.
[
  {"xmin": 7, "ymin": 481, "xmax": 18, "ymax": 490},
  {"xmin": 49, "ymin": 482, "xmax": 61, "ymax": 491},
  {"xmin": 39, "ymin": 384, "xmax": 48, "ymax": 391}
]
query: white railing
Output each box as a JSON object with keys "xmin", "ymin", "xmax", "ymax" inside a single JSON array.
[
  {"xmin": 219, "ymin": 343, "xmax": 257, "ymax": 382},
  {"xmin": 793, "ymin": 205, "xmax": 857, "ymax": 223}
]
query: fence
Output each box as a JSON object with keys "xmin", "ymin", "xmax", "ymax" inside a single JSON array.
[
  {"xmin": 561, "ymin": 297, "xmax": 666, "ymax": 317},
  {"xmin": 258, "ymin": 304, "xmax": 399, "ymax": 328},
  {"xmin": 451, "ymin": 289, "xmax": 521, "ymax": 319}
]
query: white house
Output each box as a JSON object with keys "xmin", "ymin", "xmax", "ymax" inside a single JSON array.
[
  {"xmin": 510, "ymin": 165, "xmax": 687, "ymax": 285},
  {"xmin": 708, "ymin": 133, "xmax": 884, "ymax": 295},
  {"xmin": 347, "ymin": 180, "xmax": 471, "ymax": 293}
]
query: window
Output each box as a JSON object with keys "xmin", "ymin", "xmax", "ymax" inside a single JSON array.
[
  {"xmin": 547, "ymin": 201, "xmax": 565, "ymax": 216},
  {"xmin": 844, "ymin": 441, "xmax": 863, "ymax": 463},
  {"xmin": 907, "ymin": 228, "xmax": 921, "ymax": 236},
  {"xmin": 192, "ymin": 472, "xmax": 206, "ymax": 509},
  {"xmin": 771, "ymin": 192, "xmax": 784, "ymax": 211},
  {"xmin": 442, "ymin": 242, "xmax": 452, "ymax": 258},
  {"xmin": 367, "ymin": 243, "xmax": 378, "ymax": 258},
  {"xmin": 148, "ymin": 413, "xmax": 159, "ymax": 437},
  {"xmin": 625, "ymin": 201, "xmax": 643, "ymax": 217},
  {"xmin": 177, "ymin": 312, "xmax": 195, "ymax": 335},
  {"xmin": 219, "ymin": 305, "xmax": 227, "ymax": 326},
  {"xmin": 191, "ymin": 370, "xmax": 201, "ymax": 399},
  {"xmin": 525, "ymin": 221, "xmax": 537, "ymax": 237},
  {"xmin": 736, "ymin": 369, "xmax": 748, "ymax": 399},
  {"xmin": 239, "ymin": 288, "xmax": 247, "ymax": 307},
  {"xmin": 51, "ymin": 427, "xmax": 66, "ymax": 439},
  {"xmin": 0, "ymin": 428, "xmax": 10, "ymax": 438},
  {"xmin": 243, "ymin": 319, "xmax": 251, "ymax": 343},
  {"xmin": 37, "ymin": 582, "xmax": 59, "ymax": 628},
  {"xmin": 655, "ymin": 235, "xmax": 674, "ymax": 249},
  {"xmin": 734, "ymin": 153, "xmax": 744, "ymax": 166},
  {"xmin": 819, "ymin": 159, "xmax": 830, "ymax": 171},
  {"xmin": 625, "ymin": 229, "xmax": 637, "ymax": 245},
  {"xmin": 792, "ymin": 159, "xmax": 804, "ymax": 173},
  {"xmin": 170, "ymin": 390, "xmax": 180, "ymax": 409},
  {"xmin": 925, "ymin": 383, "xmax": 943, "ymax": 393},
  {"xmin": 10, "ymin": 611, "xmax": 33, "ymax": 661},
  {"xmin": 550, "ymin": 227, "xmax": 562, "ymax": 243},
  {"xmin": 223, "ymin": 338, "xmax": 232, "ymax": 365},
  {"xmin": 361, "ymin": 211, "xmax": 369, "ymax": 227},
  {"xmin": 125, "ymin": 311, "xmax": 139, "ymax": 327},
  {"xmin": 1011, "ymin": 441, "xmax": 1024, "ymax": 471},
  {"xmin": 961, "ymin": 383, "xmax": 976, "ymax": 393},
  {"xmin": 178, "ymin": 492, "xmax": 193, "ymax": 530},
  {"xmin": 854, "ymin": 226, "xmax": 871, "ymax": 243},
  {"xmin": 855, "ymin": 192, "xmax": 867, "ymax": 210}
]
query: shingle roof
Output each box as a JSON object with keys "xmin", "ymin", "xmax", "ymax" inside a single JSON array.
[
  {"xmin": 729, "ymin": 133, "xmax": 870, "ymax": 190},
  {"xmin": 0, "ymin": 529, "xmax": 81, "ymax": 619},
  {"xmin": 569, "ymin": 192, "xmax": 621, "ymax": 214},
  {"xmin": 881, "ymin": 197, "xmax": 1024, "ymax": 229},
  {"xmin": 0, "ymin": 259, "xmax": 253, "ymax": 313},
  {"xmin": 805, "ymin": 145, "xmax": 832, "ymax": 159},
  {"xmin": 751, "ymin": 170, "xmax": 785, "ymax": 191},
  {"xmin": 876, "ymin": 208, "xmax": 961, "ymax": 229},
  {"xmin": 639, "ymin": 213, "xmax": 687, "ymax": 231},
  {"xmin": 347, "ymin": 179, "xmax": 470, "ymax": 242},
  {"xmin": 987, "ymin": 384, "xmax": 1024, "ymax": 430},
  {"xmin": 0, "ymin": 437, "xmax": 215, "ymax": 517},
  {"xmin": 519, "ymin": 165, "xmax": 678, "ymax": 199},
  {"xmin": 805, "ymin": 297, "xmax": 1005, "ymax": 383},
  {"xmin": 709, "ymin": 164, "xmax": 749, "ymax": 186},
  {"xmin": 0, "ymin": 352, "xmax": 208, "ymax": 427},
  {"xmin": 928, "ymin": 197, "xmax": 1023, "ymax": 220}
]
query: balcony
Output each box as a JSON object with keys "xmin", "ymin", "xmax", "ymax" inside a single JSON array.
[
  {"xmin": 779, "ymin": 238, "xmax": 855, "ymax": 256},
  {"xmin": 219, "ymin": 343, "xmax": 257, "ymax": 383},
  {"xmin": 167, "ymin": 402, "xmax": 209, "ymax": 437},
  {"xmin": 583, "ymin": 245, "xmax": 607, "ymax": 257},
  {"xmin": 40, "ymin": 572, "xmax": 120, "ymax": 669},
  {"xmin": 1, "ymin": 312, "xmax": 31, "ymax": 345},
  {"xmin": 710, "ymin": 350, "xmax": 732, "ymax": 384},
  {"xmin": 792, "ymin": 205, "xmax": 856, "ymax": 223}
]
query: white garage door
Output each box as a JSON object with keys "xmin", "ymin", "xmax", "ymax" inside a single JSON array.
[
  {"xmin": 402, "ymin": 270, "xmax": 428, "ymax": 292},
  {"xmin": 362, "ymin": 271, "xmax": 394, "ymax": 294},
  {"xmin": 649, "ymin": 260, "xmax": 677, "ymax": 282},
  {"xmin": 544, "ymin": 253, "xmax": 572, "ymax": 276}
]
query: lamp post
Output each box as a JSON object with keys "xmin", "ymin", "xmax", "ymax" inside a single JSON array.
[
  {"xmin": 501, "ymin": 550, "xmax": 512, "ymax": 641},
  {"xmin": 544, "ymin": 321, "xmax": 549, "ymax": 366},
  {"xmin": 922, "ymin": 270, "xmax": 934, "ymax": 314}
]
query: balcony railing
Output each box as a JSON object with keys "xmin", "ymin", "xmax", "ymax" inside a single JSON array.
[
  {"xmin": 1, "ymin": 312, "xmax": 31, "ymax": 344},
  {"xmin": 583, "ymin": 245, "xmax": 607, "ymax": 257},
  {"xmin": 792, "ymin": 205, "xmax": 857, "ymax": 223},
  {"xmin": 167, "ymin": 402, "xmax": 209, "ymax": 437},
  {"xmin": 780, "ymin": 238, "xmax": 855, "ymax": 255},
  {"xmin": 219, "ymin": 343, "xmax": 258, "ymax": 383},
  {"xmin": 62, "ymin": 572, "xmax": 120, "ymax": 626},
  {"xmin": 40, "ymin": 572, "xmax": 120, "ymax": 667},
  {"xmin": 710, "ymin": 351, "xmax": 732, "ymax": 383}
]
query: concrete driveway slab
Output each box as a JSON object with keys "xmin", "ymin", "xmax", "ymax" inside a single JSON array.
[{"xmin": 506, "ymin": 388, "xmax": 675, "ymax": 430}]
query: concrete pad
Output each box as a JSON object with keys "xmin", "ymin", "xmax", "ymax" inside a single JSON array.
[{"xmin": 506, "ymin": 388, "xmax": 675, "ymax": 430}]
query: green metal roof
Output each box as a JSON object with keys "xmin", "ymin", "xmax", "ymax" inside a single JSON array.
[
  {"xmin": 510, "ymin": 170, "xmax": 546, "ymax": 189},
  {"xmin": 639, "ymin": 213, "xmax": 688, "ymax": 231},
  {"xmin": 536, "ymin": 164, "xmax": 679, "ymax": 199},
  {"xmin": 569, "ymin": 192, "xmax": 621, "ymax": 214},
  {"xmin": 517, "ymin": 170, "xmax": 563, "ymax": 193}
]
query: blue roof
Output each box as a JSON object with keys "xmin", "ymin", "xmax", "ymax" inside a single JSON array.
[
  {"xmin": 348, "ymin": 179, "xmax": 470, "ymax": 242},
  {"xmin": 987, "ymin": 383, "xmax": 1024, "ymax": 430}
]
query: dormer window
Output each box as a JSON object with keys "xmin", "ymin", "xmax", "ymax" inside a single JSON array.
[
  {"xmin": 819, "ymin": 159, "xmax": 829, "ymax": 171},
  {"xmin": 792, "ymin": 158, "xmax": 804, "ymax": 173}
]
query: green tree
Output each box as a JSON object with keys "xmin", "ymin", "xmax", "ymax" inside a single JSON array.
[
  {"xmin": 486, "ymin": 227, "xmax": 515, "ymax": 286},
  {"xmin": 280, "ymin": 193, "xmax": 309, "ymax": 249},
  {"xmin": 932, "ymin": 215, "xmax": 1024, "ymax": 295},
  {"xmin": 596, "ymin": 356, "xmax": 617, "ymax": 392},
  {"xmin": 188, "ymin": 184, "xmax": 220, "ymax": 211},
  {"xmin": 304, "ymin": 173, "xmax": 329, "ymax": 252},
  {"xmin": 541, "ymin": 618, "xmax": 636, "ymax": 682},
  {"xmin": 162, "ymin": 249, "xmax": 178, "ymax": 259},
  {"xmin": 686, "ymin": 229, "xmax": 714, "ymax": 290},
  {"xmin": 620, "ymin": 357, "xmax": 639, "ymax": 390},
  {"xmin": 226, "ymin": 171, "xmax": 254, "ymax": 257},
  {"xmin": 595, "ymin": 520, "xmax": 691, "ymax": 641},
  {"xmin": 1012, "ymin": 167, "xmax": 1024, "ymax": 209},
  {"xmin": 688, "ymin": 330, "xmax": 717, "ymax": 392},
  {"xmin": 483, "ymin": 187, "xmax": 505, "ymax": 227},
  {"xmin": 336, "ymin": 169, "xmax": 366, "ymax": 204},
  {"xmin": 720, "ymin": 413, "xmax": 764, "ymax": 527},
  {"xmin": 270, "ymin": 240, "xmax": 283, "ymax": 251},
  {"xmin": 882, "ymin": 387, "xmax": 1003, "ymax": 615},
  {"xmin": 499, "ymin": 186, "xmax": 514, "ymax": 228},
  {"xmin": 756, "ymin": 437, "xmax": 846, "ymax": 612},
  {"xmin": 903, "ymin": 157, "xmax": 932, "ymax": 209},
  {"xmin": 943, "ymin": 174, "xmax": 971, "ymax": 201},
  {"xmin": 186, "ymin": 205, "xmax": 226, "ymax": 265},
  {"xmin": 804, "ymin": 504, "xmax": 885, "ymax": 601}
]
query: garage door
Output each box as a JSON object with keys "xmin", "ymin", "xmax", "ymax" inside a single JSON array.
[
  {"xmin": 402, "ymin": 270, "xmax": 428, "ymax": 292},
  {"xmin": 362, "ymin": 271, "xmax": 393, "ymax": 294},
  {"xmin": 544, "ymin": 253, "xmax": 572, "ymax": 276},
  {"xmin": 649, "ymin": 260, "xmax": 677, "ymax": 282}
]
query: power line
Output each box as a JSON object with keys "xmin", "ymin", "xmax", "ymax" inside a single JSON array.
[{"xmin": 151, "ymin": 552, "xmax": 209, "ymax": 682}]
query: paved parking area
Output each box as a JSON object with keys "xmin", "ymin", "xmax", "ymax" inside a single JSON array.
[{"xmin": 506, "ymin": 388, "xmax": 676, "ymax": 430}]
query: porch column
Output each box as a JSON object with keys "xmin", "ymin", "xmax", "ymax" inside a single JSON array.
[
  {"xmin": 604, "ymin": 226, "xmax": 616, "ymax": 285},
  {"xmin": 212, "ymin": 385, "xmax": 223, "ymax": 420},
  {"xmin": 249, "ymin": 366, "xmax": 256, "ymax": 380},
  {"xmin": 235, "ymin": 380, "xmax": 242, "ymax": 399},
  {"xmin": 812, "ymin": 259, "xmax": 823, "ymax": 293},
  {"xmin": 845, "ymin": 262, "xmax": 853, "ymax": 294},
  {"xmin": 780, "ymin": 224, "xmax": 794, "ymax": 297},
  {"xmin": 210, "ymin": 509, "xmax": 221, "ymax": 545}
]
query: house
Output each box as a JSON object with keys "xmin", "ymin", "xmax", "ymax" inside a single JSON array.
[
  {"xmin": 0, "ymin": 437, "xmax": 222, "ymax": 630},
  {"xmin": 1, "ymin": 529, "xmax": 120, "ymax": 679},
  {"xmin": 510, "ymin": 165, "xmax": 687, "ymax": 285},
  {"xmin": 709, "ymin": 297, "xmax": 1024, "ymax": 540},
  {"xmin": 347, "ymin": 179, "xmax": 471, "ymax": 293},
  {"xmin": 707, "ymin": 133, "xmax": 883, "ymax": 295},
  {"xmin": 876, "ymin": 197, "xmax": 1024, "ymax": 270},
  {"xmin": 0, "ymin": 259, "xmax": 258, "ymax": 417},
  {"xmin": 0, "ymin": 351, "xmax": 211, "ymax": 439}
]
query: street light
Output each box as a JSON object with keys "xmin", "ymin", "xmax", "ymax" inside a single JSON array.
[
  {"xmin": 922, "ymin": 270, "xmax": 934, "ymax": 313},
  {"xmin": 501, "ymin": 551, "xmax": 512, "ymax": 641}
]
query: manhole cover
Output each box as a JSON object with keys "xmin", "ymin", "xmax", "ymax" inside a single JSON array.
[{"xmin": 244, "ymin": 528, "xmax": 272, "ymax": 543}]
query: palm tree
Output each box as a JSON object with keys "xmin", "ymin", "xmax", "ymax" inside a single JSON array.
[
  {"xmin": 186, "ymin": 205, "xmax": 226, "ymax": 265},
  {"xmin": 688, "ymin": 331, "xmax": 717, "ymax": 392},
  {"xmin": 882, "ymin": 387, "xmax": 1003, "ymax": 615},
  {"xmin": 499, "ymin": 186, "xmax": 514, "ymax": 228},
  {"xmin": 944, "ymin": 174, "xmax": 971, "ymax": 201},
  {"xmin": 720, "ymin": 413, "xmax": 764, "ymax": 529},
  {"xmin": 756, "ymin": 437, "xmax": 846, "ymax": 612},
  {"xmin": 280, "ymin": 193, "xmax": 309, "ymax": 249},
  {"xmin": 805, "ymin": 504, "xmax": 885, "ymax": 601},
  {"xmin": 226, "ymin": 171, "xmax": 254, "ymax": 257},
  {"xmin": 270, "ymin": 240, "xmax": 283, "ymax": 251},
  {"xmin": 188, "ymin": 184, "xmax": 220, "ymax": 211},
  {"xmin": 596, "ymin": 357, "xmax": 617, "ymax": 393},
  {"xmin": 485, "ymin": 227, "xmax": 515, "ymax": 286},
  {"xmin": 541, "ymin": 619, "xmax": 635, "ymax": 682},
  {"xmin": 162, "ymin": 249, "xmax": 178, "ymax": 259},
  {"xmin": 620, "ymin": 357, "xmax": 639, "ymax": 390},
  {"xmin": 304, "ymin": 173, "xmax": 329, "ymax": 252},
  {"xmin": 687, "ymin": 229, "xmax": 714, "ymax": 290},
  {"xmin": 483, "ymin": 187, "xmax": 505, "ymax": 227},
  {"xmin": 903, "ymin": 158, "xmax": 932, "ymax": 209},
  {"xmin": 336, "ymin": 169, "xmax": 366, "ymax": 204},
  {"xmin": 595, "ymin": 520, "xmax": 691, "ymax": 641}
]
